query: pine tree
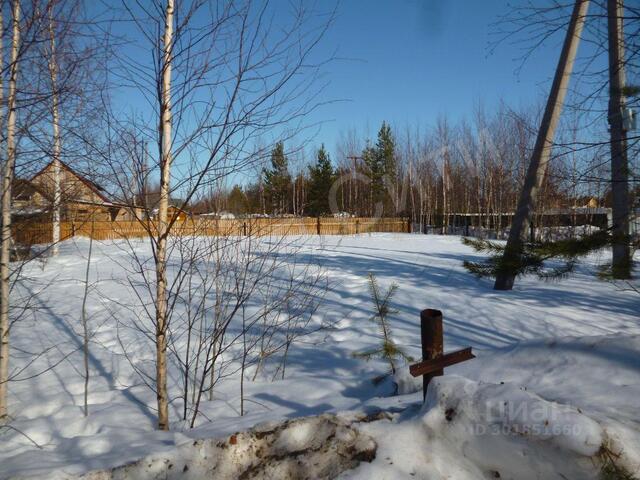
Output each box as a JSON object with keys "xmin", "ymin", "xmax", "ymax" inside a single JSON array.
[
  {"xmin": 353, "ymin": 273, "xmax": 413, "ymax": 382},
  {"xmin": 306, "ymin": 144, "xmax": 335, "ymax": 216},
  {"xmin": 263, "ymin": 141, "xmax": 291, "ymax": 215},
  {"xmin": 376, "ymin": 121, "xmax": 397, "ymax": 189},
  {"xmin": 228, "ymin": 184, "xmax": 248, "ymax": 215},
  {"xmin": 243, "ymin": 181, "xmax": 264, "ymax": 214},
  {"xmin": 462, "ymin": 230, "xmax": 613, "ymax": 281},
  {"xmin": 362, "ymin": 141, "xmax": 382, "ymax": 215},
  {"xmin": 363, "ymin": 122, "xmax": 398, "ymax": 216}
]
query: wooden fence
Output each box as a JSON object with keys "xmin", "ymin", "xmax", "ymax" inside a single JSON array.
[{"xmin": 13, "ymin": 217, "xmax": 410, "ymax": 246}]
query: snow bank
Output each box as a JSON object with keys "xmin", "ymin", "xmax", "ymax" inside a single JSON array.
[
  {"xmin": 345, "ymin": 333, "xmax": 640, "ymax": 480},
  {"xmin": 423, "ymin": 376, "xmax": 604, "ymax": 457},
  {"xmin": 420, "ymin": 376, "xmax": 605, "ymax": 479},
  {"xmin": 76, "ymin": 414, "xmax": 376, "ymax": 480},
  {"xmin": 345, "ymin": 378, "xmax": 610, "ymax": 480}
]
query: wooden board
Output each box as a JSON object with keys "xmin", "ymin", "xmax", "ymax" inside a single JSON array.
[{"xmin": 409, "ymin": 347, "xmax": 475, "ymax": 377}]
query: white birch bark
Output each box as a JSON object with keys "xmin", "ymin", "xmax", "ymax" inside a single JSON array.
[
  {"xmin": 48, "ymin": 2, "xmax": 61, "ymax": 256},
  {"xmin": 154, "ymin": 0, "xmax": 174, "ymax": 431},
  {"xmin": 0, "ymin": 0, "xmax": 21, "ymax": 419}
]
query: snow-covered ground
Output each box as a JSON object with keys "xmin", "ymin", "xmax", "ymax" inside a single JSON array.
[
  {"xmin": 349, "ymin": 334, "xmax": 640, "ymax": 480},
  {"xmin": 2, "ymin": 233, "xmax": 639, "ymax": 479}
]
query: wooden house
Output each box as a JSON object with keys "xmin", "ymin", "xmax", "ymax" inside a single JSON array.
[{"xmin": 12, "ymin": 161, "xmax": 141, "ymax": 222}]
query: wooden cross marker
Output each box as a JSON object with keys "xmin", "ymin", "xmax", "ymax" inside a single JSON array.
[{"xmin": 409, "ymin": 309, "xmax": 475, "ymax": 400}]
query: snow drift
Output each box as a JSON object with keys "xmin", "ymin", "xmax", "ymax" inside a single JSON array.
[
  {"xmin": 345, "ymin": 334, "xmax": 640, "ymax": 480},
  {"xmin": 75, "ymin": 413, "xmax": 377, "ymax": 480}
]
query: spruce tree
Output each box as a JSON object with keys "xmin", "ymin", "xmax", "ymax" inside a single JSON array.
[
  {"xmin": 376, "ymin": 121, "xmax": 397, "ymax": 188},
  {"xmin": 306, "ymin": 144, "xmax": 335, "ymax": 216},
  {"xmin": 363, "ymin": 122, "xmax": 398, "ymax": 216},
  {"xmin": 362, "ymin": 142, "xmax": 382, "ymax": 215},
  {"xmin": 227, "ymin": 185, "xmax": 249, "ymax": 215},
  {"xmin": 263, "ymin": 142, "xmax": 291, "ymax": 215}
]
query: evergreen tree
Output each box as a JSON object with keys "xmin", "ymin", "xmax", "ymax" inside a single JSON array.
[
  {"xmin": 462, "ymin": 230, "xmax": 613, "ymax": 281},
  {"xmin": 227, "ymin": 184, "xmax": 249, "ymax": 215},
  {"xmin": 376, "ymin": 122, "xmax": 398, "ymax": 214},
  {"xmin": 263, "ymin": 141, "xmax": 291, "ymax": 214},
  {"xmin": 306, "ymin": 144, "xmax": 335, "ymax": 216},
  {"xmin": 376, "ymin": 121, "xmax": 397, "ymax": 187},
  {"xmin": 242, "ymin": 182, "xmax": 262, "ymax": 214},
  {"xmin": 353, "ymin": 273, "xmax": 413, "ymax": 383},
  {"xmin": 362, "ymin": 142, "xmax": 382, "ymax": 215},
  {"xmin": 363, "ymin": 122, "xmax": 398, "ymax": 216}
]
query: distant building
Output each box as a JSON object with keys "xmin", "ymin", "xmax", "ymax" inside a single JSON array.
[{"xmin": 12, "ymin": 161, "xmax": 140, "ymax": 222}]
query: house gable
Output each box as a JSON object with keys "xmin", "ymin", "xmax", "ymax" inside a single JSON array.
[{"xmin": 30, "ymin": 161, "xmax": 111, "ymax": 205}]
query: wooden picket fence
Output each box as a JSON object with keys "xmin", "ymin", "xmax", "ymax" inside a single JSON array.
[{"xmin": 12, "ymin": 217, "xmax": 410, "ymax": 246}]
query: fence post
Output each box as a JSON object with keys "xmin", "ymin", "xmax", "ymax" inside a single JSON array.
[
  {"xmin": 465, "ymin": 217, "xmax": 470, "ymax": 237},
  {"xmin": 407, "ymin": 217, "xmax": 411, "ymax": 233},
  {"xmin": 316, "ymin": 216, "xmax": 321, "ymax": 235},
  {"xmin": 355, "ymin": 219, "xmax": 359, "ymax": 234},
  {"xmin": 243, "ymin": 221, "xmax": 247, "ymax": 236},
  {"xmin": 420, "ymin": 308, "xmax": 444, "ymax": 400}
]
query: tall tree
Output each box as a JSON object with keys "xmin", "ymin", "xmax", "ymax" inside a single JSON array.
[
  {"xmin": 264, "ymin": 142, "xmax": 291, "ymax": 215},
  {"xmin": 306, "ymin": 144, "xmax": 334, "ymax": 216},
  {"xmin": 108, "ymin": 0, "xmax": 332, "ymax": 430},
  {"xmin": 363, "ymin": 122, "xmax": 397, "ymax": 216},
  {"xmin": 153, "ymin": 0, "xmax": 174, "ymax": 431},
  {"xmin": 228, "ymin": 185, "xmax": 249, "ymax": 215},
  {"xmin": 376, "ymin": 121, "xmax": 397, "ymax": 213},
  {"xmin": 607, "ymin": 0, "xmax": 631, "ymax": 279},
  {"xmin": 0, "ymin": 0, "xmax": 21, "ymax": 419},
  {"xmin": 47, "ymin": 0, "xmax": 61, "ymax": 256},
  {"xmin": 362, "ymin": 141, "xmax": 381, "ymax": 216},
  {"xmin": 493, "ymin": 0, "xmax": 589, "ymax": 291}
]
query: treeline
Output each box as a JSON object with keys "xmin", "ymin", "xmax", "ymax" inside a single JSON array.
[{"xmin": 192, "ymin": 105, "xmax": 614, "ymax": 226}]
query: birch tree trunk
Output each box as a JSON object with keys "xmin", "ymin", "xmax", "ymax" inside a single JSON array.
[
  {"xmin": 154, "ymin": 0, "xmax": 174, "ymax": 431},
  {"xmin": 0, "ymin": 2, "xmax": 5, "ymax": 421},
  {"xmin": 0, "ymin": 0, "xmax": 21, "ymax": 419},
  {"xmin": 48, "ymin": 2, "xmax": 61, "ymax": 256}
]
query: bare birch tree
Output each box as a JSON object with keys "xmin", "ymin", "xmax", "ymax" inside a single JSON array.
[
  {"xmin": 151, "ymin": 0, "xmax": 174, "ymax": 432},
  {"xmin": 105, "ymin": 0, "xmax": 333, "ymax": 430},
  {"xmin": 0, "ymin": 0, "xmax": 22, "ymax": 419},
  {"xmin": 46, "ymin": 0, "xmax": 61, "ymax": 257}
]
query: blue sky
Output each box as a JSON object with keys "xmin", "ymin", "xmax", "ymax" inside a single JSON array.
[
  {"xmin": 106, "ymin": 0, "xmax": 611, "ymax": 181},
  {"xmin": 305, "ymin": 0, "xmax": 567, "ymax": 152}
]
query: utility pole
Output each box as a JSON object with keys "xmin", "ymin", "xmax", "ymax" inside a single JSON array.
[
  {"xmin": 607, "ymin": 0, "xmax": 631, "ymax": 279},
  {"xmin": 347, "ymin": 155, "xmax": 363, "ymax": 215},
  {"xmin": 494, "ymin": 0, "xmax": 590, "ymax": 290},
  {"xmin": 442, "ymin": 153, "xmax": 450, "ymax": 234}
]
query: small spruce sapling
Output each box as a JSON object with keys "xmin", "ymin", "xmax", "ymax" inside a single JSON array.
[{"xmin": 353, "ymin": 273, "xmax": 413, "ymax": 383}]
